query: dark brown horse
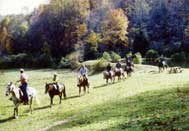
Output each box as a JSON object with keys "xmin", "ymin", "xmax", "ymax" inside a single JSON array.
[
  {"xmin": 77, "ymin": 75, "xmax": 89, "ymax": 96},
  {"xmin": 45, "ymin": 83, "xmax": 66, "ymax": 106},
  {"xmin": 113, "ymin": 68, "xmax": 125, "ymax": 81},
  {"xmin": 103, "ymin": 71, "xmax": 115, "ymax": 84}
]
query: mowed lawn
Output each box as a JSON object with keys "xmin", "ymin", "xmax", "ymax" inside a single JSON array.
[{"xmin": 0, "ymin": 65, "xmax": 189, "ymax": 131}]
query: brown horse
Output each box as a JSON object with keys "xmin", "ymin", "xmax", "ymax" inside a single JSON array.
[
  {"xmin": 45, "ymin": 83, "xmax": 66, "ymax": 106},
  {"xmin": 113, "ymin": 68, "xmax": 125, "ymax": 81},
  {"xmin": 77, "ymin": 75, "xmax": 89, "ymax": 96},
  {"xmin": 103, "ymin": 71, "xmax": 115, "ymax": 84}
]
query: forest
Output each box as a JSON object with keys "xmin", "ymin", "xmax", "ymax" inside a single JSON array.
[{"xmin": 0, "ymin": 0, "xmax": 189, "ymax": 68}]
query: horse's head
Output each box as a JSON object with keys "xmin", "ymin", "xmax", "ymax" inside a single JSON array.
[
  {"xmin": 5, "ymin": 82, "xmax": 14, "ymax": 96},
  {"xmin": 45, "ymin": 83, "xmax": 54, "ymax": 94}
]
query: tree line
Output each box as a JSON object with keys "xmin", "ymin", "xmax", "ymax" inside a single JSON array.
[{"xmin": 0, "ymin": 0, "xmax": 188, "ymax": 68}]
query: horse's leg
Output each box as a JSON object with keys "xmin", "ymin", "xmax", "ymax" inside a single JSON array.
[
  {"xmin": 14, "ymin": 107, "xmax": 16, "ymax": 118},
  {"xmin": 87, "ymin": 84, "xmax": 89, "ymax": 93},
  {"xmin": 30, "ymin": 97, "xmax": 33, "ymax": 114},
  {"xmin": 106, "ymin": 79, "xmax": 108, "ymax": 84},
  {"xmin": 79, "ymin": 87, "xmax": 81, "ymax": 96},
  {"xmin": 84, "ymin": 86, "xmax": 86, "ymax": 94},
  {"xmin": 15, "ymin": 103, "xmax": 19, "ymax": 119},
  {"xmin": 50, "ymin": 96, "xmax": 53, "ymax": 107},
  {"xmin": 113, "ymin": 77, "xmax": 115, "ymax": 83},
  {"xmin": 59, "ymin": 94, "xmax": 62, "ymax": 104},
  {"xmin": 63, "ymin": 87, "xmax": 66, "ymax": 99}
]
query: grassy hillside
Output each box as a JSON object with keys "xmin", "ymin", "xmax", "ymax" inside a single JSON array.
[{"xmin": 0, "ymin": 65, "xmax": 189, "ymax": 131}]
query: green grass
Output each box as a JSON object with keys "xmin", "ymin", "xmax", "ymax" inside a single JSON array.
[{"xmin": 0, "ymin": 65, "xmax": 189, "ymax": 131}]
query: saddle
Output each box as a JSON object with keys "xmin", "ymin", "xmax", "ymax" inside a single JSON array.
[{"xmin": 53, "ymin": 83, "xmax": 61, "ymax": 91}]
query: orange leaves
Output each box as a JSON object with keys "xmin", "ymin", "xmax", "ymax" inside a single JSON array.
[{"xmin": 101, "ymin": 8, "xmax": 129, "ymax": 46}]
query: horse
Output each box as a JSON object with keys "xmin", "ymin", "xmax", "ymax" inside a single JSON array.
[
  {"xmin": 5, "ymin": 82, "xmax": 38, "ymax": 119},
  {"xmin": 158, "ymin": 60, "xmax": 169, "ymax": 73},
  {"xmin": 45, "ymin": 83, "xmax": 66, "ymax": 106},
  {"xmin": 103, "ymin": 71, "xmax": 115, "ymax": 84},
  {"xmin": 113, "ymin": 68, "xmax": 125, "ymax": 81},
  {"xmin": 77, "ymin": 75, "xmax": 89, "ymax": 96},
  {"xmin": 125, "ymin": 65, "xmax": 134, "ymax": 77}
]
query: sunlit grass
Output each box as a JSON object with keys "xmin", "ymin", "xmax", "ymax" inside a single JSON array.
[{"xmin": 0, "ymin": 65, "xmax": 189, "ymax": 131}]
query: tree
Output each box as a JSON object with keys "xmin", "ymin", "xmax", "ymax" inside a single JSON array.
[
  {"xmin": 84, "ymin": 31, "xmax": 100, "ymax": 60},
  {"xmin": 101, "ymin": 9, "xmax": 129, "ymax": 47}
]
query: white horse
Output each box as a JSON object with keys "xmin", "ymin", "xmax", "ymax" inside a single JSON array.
[{"xmin": 5, "ymin": 82, "xmax": 38, "ymax": 118}]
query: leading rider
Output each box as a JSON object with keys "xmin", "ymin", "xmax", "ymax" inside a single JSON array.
[{"xmin": 17, "ymin": 68, "xmax": 29, "ymax": 105}]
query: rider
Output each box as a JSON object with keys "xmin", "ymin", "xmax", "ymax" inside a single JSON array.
[
  {"xmin": 78, "ymin": 64, "xmax": 89, "ymax": 86},
  {"xmin": 115, "ymin": 61, "xmax": 122, "ymax": 70},
  {"xmin": 17, "ymin": 68, "xmax": 29, "ymax": 105},
  {"xmin": 106, "ymin": 63, "xmax": 112, "ymax": 76},
  {"xmin": 52, "ymin": 72, "xmax": 60, "ymax": 91},
  {"xmin": 125, "ymin": 56, "xmax": 134, "ymax": 71}
]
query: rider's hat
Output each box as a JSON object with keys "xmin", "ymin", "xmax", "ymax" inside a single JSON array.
[{"xmin": 20, "ymin": 68, "xmax": 24, "ymax": 72}]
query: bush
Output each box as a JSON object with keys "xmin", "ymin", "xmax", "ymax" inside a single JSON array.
[
  {"xmin": 133, "ymin": 52, "xmax": 142, "ymax": 64},
  {"xmin": 34, "ymin": 54, "xmax": 54, "ymax": 68},
  {"xmin": 102, "ymin": 52, "xmax": 112, "ymax": 61},
  {"xmin": 111, "ymin": 51, "xmax": 121, "ymax": 62},
  {"xmin": 93, "ymin": 59, "xmax": 107, "ymax": 73},
  {"xmin": 171, "ymin": 52, "xmax": 186, "ymax": 62},
  {"xmin": 58, "ymin": 57, "xmax": 80, "ymax": 69},
  {"xmin": 145, "ymin": 49, "xmax": 159, "ymax": 60},
  {"xmin": 0, "ymin": 53, "xmax": 34, "ymax": 68},
  {"xmin": 126, "ymin": 52, "xmax": 132, "ymax": 58}
]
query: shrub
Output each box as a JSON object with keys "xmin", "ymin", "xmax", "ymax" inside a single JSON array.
[
  {"xmin": 58, "ymin": 57, "xmax": 72, "ymax": 68},
  {"xmin": 102, "ymin": 52, "xmax": 111, "ymax": 61},
  {"xmin": 133, "ymin": 52, "xmax": 142, "ymax": 64},
  {"xmin": 111, "ymin": 51, "xmax": 121, "ymax": 62},
  {"xmin": 93, "ymin": 59, "xmax": 107, "ymax": 73},
  {"xmin": 145, "ymin": 49, "xmax": 159, "ymax": 60},
  {"xmin": 34, "ymin": 54, "xmax": 54, "ymax": 68},
  {"xmin": 0, "ymin": 53, "xmax": 34, "ymax": 68},
  {"xmin": 171, "ymin": 52, "xmax": 186, "ymax": 62},
  {"xmin": 126, "ymin": 52, "xmax": 132, "ymax": 58},
  {"xmin": 58, "ymin": 57, "xmax": 80, "ymax": 69}
]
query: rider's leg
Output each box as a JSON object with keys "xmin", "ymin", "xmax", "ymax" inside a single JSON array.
[{"xmin": 22, "ymin": 83, "xmax": 29, "ymax": 104}]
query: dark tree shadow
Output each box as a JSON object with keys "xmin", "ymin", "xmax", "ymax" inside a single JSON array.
[{"xmin": 0, "ymin": 116, "xmax": 14, "ymax": 123}]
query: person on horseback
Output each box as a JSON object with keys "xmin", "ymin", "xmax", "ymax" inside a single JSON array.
[
  {"xmin": 77, "ymin": 64, "xmax": 89, "ymax": 86},
  {"xmin": 52, "ymin": 72, "xmax": 60, "ymax": 92},
  {"xmin": 125, "ymin": 56, "xmax": 134, "ymax": 72},
  {"xmin": 17, "ymin": 68, "xmax": 29, "ymax": 105},
  {"xmin": 115, "ymin": 61, "xmax": 122, "ymax": 70},
  {"xmin": 106, "ymin": 63, "xmax": 112, "ymax": 76}
]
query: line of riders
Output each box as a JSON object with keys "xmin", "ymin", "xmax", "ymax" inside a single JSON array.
[{"xmin": 11, "ymin": 55, "xmax": 135, "ymax": 105}]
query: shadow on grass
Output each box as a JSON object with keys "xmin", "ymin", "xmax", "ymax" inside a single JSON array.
[
  {"xmin": 93, "ymin": 81, "xmax": 120, "ymax": 89},
  {"xmin": 65, "ymin": 95, "xmax": 80, "ymax": 100},
  {"xmin": 0, "ymin": 116, "xmax": 14, "ymax": 123},
  {"xmin": 49, "ymin": 87, "xmax": 189, "ymax": 131},
  {"xmin": 34, "ymin": 105, "xmax": 51, "ymax": 111},
  {"xmin": 93, "ymin": 84, "xmax": 108, "ymax": 89}
]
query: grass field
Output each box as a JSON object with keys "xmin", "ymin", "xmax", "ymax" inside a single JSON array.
[{"xmin": 0, "ymin": 65, "xmax": 189, "ymax": 131}]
